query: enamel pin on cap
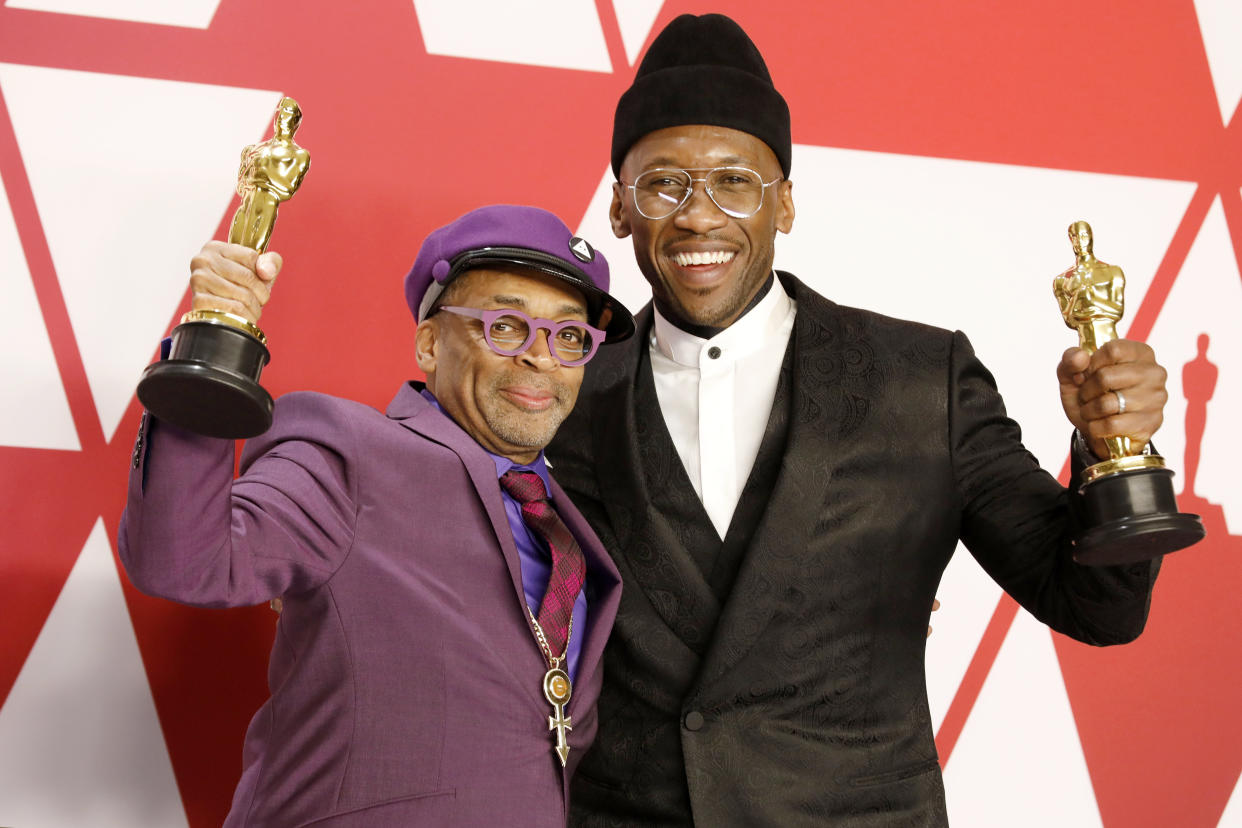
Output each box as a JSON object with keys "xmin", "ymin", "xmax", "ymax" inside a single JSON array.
[{"xmin": 569, "ymin": 236, "xmax": 595, "ymax": 263}]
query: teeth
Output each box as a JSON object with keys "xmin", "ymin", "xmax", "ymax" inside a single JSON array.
[{"xmin": 673, "ymin": 250, "xmax": 735, "ymax": 266}]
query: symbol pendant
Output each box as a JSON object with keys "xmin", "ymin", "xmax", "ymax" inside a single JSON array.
[{"xmin": 543, "ymin": 667, "xmax": 573, "ymax": 767}]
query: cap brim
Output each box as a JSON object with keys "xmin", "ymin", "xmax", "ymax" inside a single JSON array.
[{"xmin": 444, "ymin": 247, "xmax": 636, "ymax": 343}]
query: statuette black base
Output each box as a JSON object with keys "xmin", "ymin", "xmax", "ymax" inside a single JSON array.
[
  {"xmin": 1074, "ymin": 466, "xmax": 1204, "ymax": 565},
  {"xmin": 136, "ymin": 319, "xmax": 272, "ymax": 439}
]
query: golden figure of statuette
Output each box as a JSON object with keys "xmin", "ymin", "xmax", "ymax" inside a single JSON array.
[
  {"xmin": 1054, "ymin": 220, "xmax": 1140, "ymax": 464},
  {"xmin": 228, "ymin": 96, "xmax": 312, "ymax": 254},
  {"xmin": 183, "ymin": 97, "xmax": 312, "ymax": 344},
  {"xmin": 1052, "ymin": 220, "xmax": 1202, "ymax": 564},
  {"xmin": 1056, "ymin": 221, "xmax": 1124, "ymax": 352},
  {"xmin": 137, "ymin": 97, "xmax": 311, "ymax": 439}
]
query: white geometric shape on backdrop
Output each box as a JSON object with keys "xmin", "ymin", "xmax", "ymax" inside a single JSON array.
[
  {"xmin": 1146, "ymin": 196, "xmax": 1242, "ymax": 532},
  {"xmin": 575, "ymin": 172, "xmax": 648, "ymax": 315},
  {"xmin": 0, "ymin": 519, "xmax": 189, "ymax": 828},
  {"xmin": 3, "ymin": 0, "xmax": 221, "ymax": 29},
  {"xmin": 580, "ymin": 151, "xmax": 1197, "ymax": 469},
  {"xmin": 943, "ymin": 612, "xmax": 1103, "ymax": 827},
  {"xmin": 765, "ymin": 146, "xmax": 1195, "ymax": 747},
  {"xmin": 784, "ymin": 145, "xmax": 1195, "ymax": 474},
  {"xmin": 412, "ymin": 0, "xmax": 611, "ymax": 72},
  {"xmin": 1194, "ymin": 0, "xmax": 1242, "ymax": 126},
  {"xmin": 0, "ymin": 64, "xmax": 281, "ymax": 442},
  {"xmin": 0, "ymin": 169, "xmax": 78, "ymax": 449},
  {"xmin": 612, "ymin": 0, "xmax": 664, "ymax": 65},
  {"xmin": 1219, "ymin": 766, "xmax": 1242, "ymax": 827},
  {"xmin": 924, "ymin": 542, "xmax": 1003, "ymax": 733}
]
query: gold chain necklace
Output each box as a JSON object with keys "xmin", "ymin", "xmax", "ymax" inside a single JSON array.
[{"xmin": 528, "ymin": 608, "xmax": 573, "ymax": 767}]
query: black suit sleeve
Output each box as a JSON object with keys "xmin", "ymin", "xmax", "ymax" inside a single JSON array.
[{"xmin": 949, "ymin": 330, "xmax": 1159, "ymax": 645}]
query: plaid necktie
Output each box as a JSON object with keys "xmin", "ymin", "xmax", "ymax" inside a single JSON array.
[{"xmin": 500, "ymin": 470, "xmax": 586, "ymax": 657}]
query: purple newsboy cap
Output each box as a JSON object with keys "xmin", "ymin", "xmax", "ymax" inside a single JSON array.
[{"xmin": 405, "ymin": 204, "xmax": 635, "ymax": 343}]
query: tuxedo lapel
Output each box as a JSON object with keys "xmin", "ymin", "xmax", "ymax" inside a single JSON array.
[
  {"xmin": 589, "ymin": 311, "xmax": 722, "ymax": 655},
  {"xmin": 696, "ymin": 276, "xmax": 852, "ymax": 689},
  {"xmin": 581, "ymin": 323, "xmax": 648, "ymax": 556}
]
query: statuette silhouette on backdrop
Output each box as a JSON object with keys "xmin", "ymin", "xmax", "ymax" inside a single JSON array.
[
  {"xmin": 137, "ymin": 97, "xmax": 311, "ymax": 438},
  {"xmin": 1181, "ymin": 333, "xmax": 1217, "ymax": 500},
  {"xmin": 1052, "ymin": 220, "xmax": 1203, "ymax": 564}
]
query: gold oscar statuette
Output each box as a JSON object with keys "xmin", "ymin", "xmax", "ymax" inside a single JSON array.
[
  {"xmin": 137, "ymin": 96, "xmax": 311, "ymax": 438},
  {"xmin": 1053, "ymin": 221, "xmax": 1203, "ymax": 564}
]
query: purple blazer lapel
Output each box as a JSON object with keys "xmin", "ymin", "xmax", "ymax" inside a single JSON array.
[
  {"xmin": 385, "ymin": 384, "xmax": 531, "ymax": 631},
  {"xmin": 549, "ymin": 474, "xmax": 621, "ymax": 714},
  {"xmin": 388, "ymin": 384, "xmax": 619, "ymax": 714}
]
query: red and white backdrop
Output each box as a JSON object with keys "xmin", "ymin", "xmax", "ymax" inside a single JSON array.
[{"xmin": 1, "ymin": 1, "xmax": 1239, "ymax": 825}]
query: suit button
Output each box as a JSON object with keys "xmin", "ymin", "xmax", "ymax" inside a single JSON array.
[
  {"xmin": 707, "ymin": 346, "xmax": 722, "ymax": 359},
  {"xmin": 684, "ymin": 711, "xmax": 704, "ymax": 731},
  {"xmin": 132, "ymin": 412, "xmax": 148, "ymax": 468}
]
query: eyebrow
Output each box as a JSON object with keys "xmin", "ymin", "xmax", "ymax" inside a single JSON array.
[
  {"xmin": 488, "ymin": 294, "xmax": 588, "ymax": 318},
  {"xmin": 644, "ymin": 155, "xmax": 755, "ymax": 168}
]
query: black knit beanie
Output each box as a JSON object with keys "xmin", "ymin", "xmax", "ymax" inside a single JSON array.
[{"xmin": 611, "ymin": 13, "xmax": 791, "ymax": 177}]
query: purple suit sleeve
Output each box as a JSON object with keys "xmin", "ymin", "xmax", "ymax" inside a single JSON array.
[{"xmin": 118, "ymin": 393, "xmax": 359, "ymax": 608}]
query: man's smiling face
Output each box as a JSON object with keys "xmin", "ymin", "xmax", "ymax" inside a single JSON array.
[
  {"xmin": 416, "ymin": 266, "xmax": 588, "ymax": 464},
  {"xmin": 611, "ymin": 124, "xmax": 794, "ymax": 328}
]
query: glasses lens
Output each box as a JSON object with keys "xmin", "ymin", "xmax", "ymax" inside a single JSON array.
[
  {"xmin": 633, "ymin": 169, "xmax": 691, "ymax": 219},
  {"xmin": 551, "ymin": 324, "xmax": 594, "ymax": 363},
  {"xmin": 706, "ymin": 168, "xmax": 765, "ymax": 217},
  {"xmin": 487, "ymin": 313, "xmax": 531, "ymax": 353}
]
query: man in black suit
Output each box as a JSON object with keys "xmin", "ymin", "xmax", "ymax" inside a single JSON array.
[{"xmin": 547, "ymin": 13, "xmax": 1170, "ymax": 827}]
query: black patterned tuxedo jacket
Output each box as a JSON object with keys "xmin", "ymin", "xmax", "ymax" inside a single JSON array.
[{"xmin": 546, "ymin": 272, "xmax": 1158, "ymax": 827}]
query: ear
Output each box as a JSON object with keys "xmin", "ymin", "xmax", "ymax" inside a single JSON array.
[
  {"xmin": 775, "ymin": 179, "xmax": 795, "ymax": 235},
  {"xmin": 609, "ymin": 182, "xmax": 632, "ymax": 239},
  {"xmin": 414, "ymin": 318, "xmax": 439, "ymax": 388}
]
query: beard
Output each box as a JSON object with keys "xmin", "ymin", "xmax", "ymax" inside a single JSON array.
[
  {"xmin": 479, "ymin": 370, "xmax": 576, "ymax": 450},
  {"xmin": 641, "ymin": 234, "xmax": 776, "ymax": 328},
  {"xmin": 664, "ymin": 269, "xmax": 765, "ymax": 327}
]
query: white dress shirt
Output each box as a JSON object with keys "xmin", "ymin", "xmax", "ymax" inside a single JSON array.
[{"xmin": 650, "ymin": 277, "xmax": 797, "ymax": 538}]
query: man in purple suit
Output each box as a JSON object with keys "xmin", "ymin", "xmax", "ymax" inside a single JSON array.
[{"xmin": 120, "ymin": 205, "xmax": 634, "ymax": 827}]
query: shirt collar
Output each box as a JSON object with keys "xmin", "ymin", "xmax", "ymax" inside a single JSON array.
[
  {"xmin": 419, "ymin": 389, "xmax": 552, "ymax": 488},
  {"xmin": 651, "ymin": 272, "xmax": 793, "ymax": 368}
]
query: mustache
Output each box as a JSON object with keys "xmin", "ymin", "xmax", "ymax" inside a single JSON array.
[
  {"xmin": 492, "ymin": 371, "xmax": 571, "ymax": 403},
  {"xmin": 663, "ymin": 232, "xmax": 732, "ymax": 247}
]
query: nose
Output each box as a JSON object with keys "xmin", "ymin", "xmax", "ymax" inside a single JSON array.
[
  {"xmin": 516, "ymin": 328, "xmax": 559, "ymax": 372},
  {"xmin": 672, "ymin": 178, "xmax": 729, "ymax": 233}
]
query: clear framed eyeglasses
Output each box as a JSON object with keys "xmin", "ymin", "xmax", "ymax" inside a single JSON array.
[
  {"xmin": 621, "ymin": 166, "xmax": 783, "ymax": 220},
  {"xmin": 436, "ymin": 306, "xmax": 606, "ymax": 367}
]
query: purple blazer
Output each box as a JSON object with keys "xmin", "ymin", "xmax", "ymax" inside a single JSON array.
[{"xmin": 119, "ymin": 383, "xmax": 622, "ymax": 827}]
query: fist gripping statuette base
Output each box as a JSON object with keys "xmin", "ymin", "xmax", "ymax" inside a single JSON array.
[
  {"xmin": 137, "ymin": 97, "xmax": 311, "ymax": 439},
  {"xmin": 1054, "ymin": 221, "xmax": 1203, "ymax": 565}
]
